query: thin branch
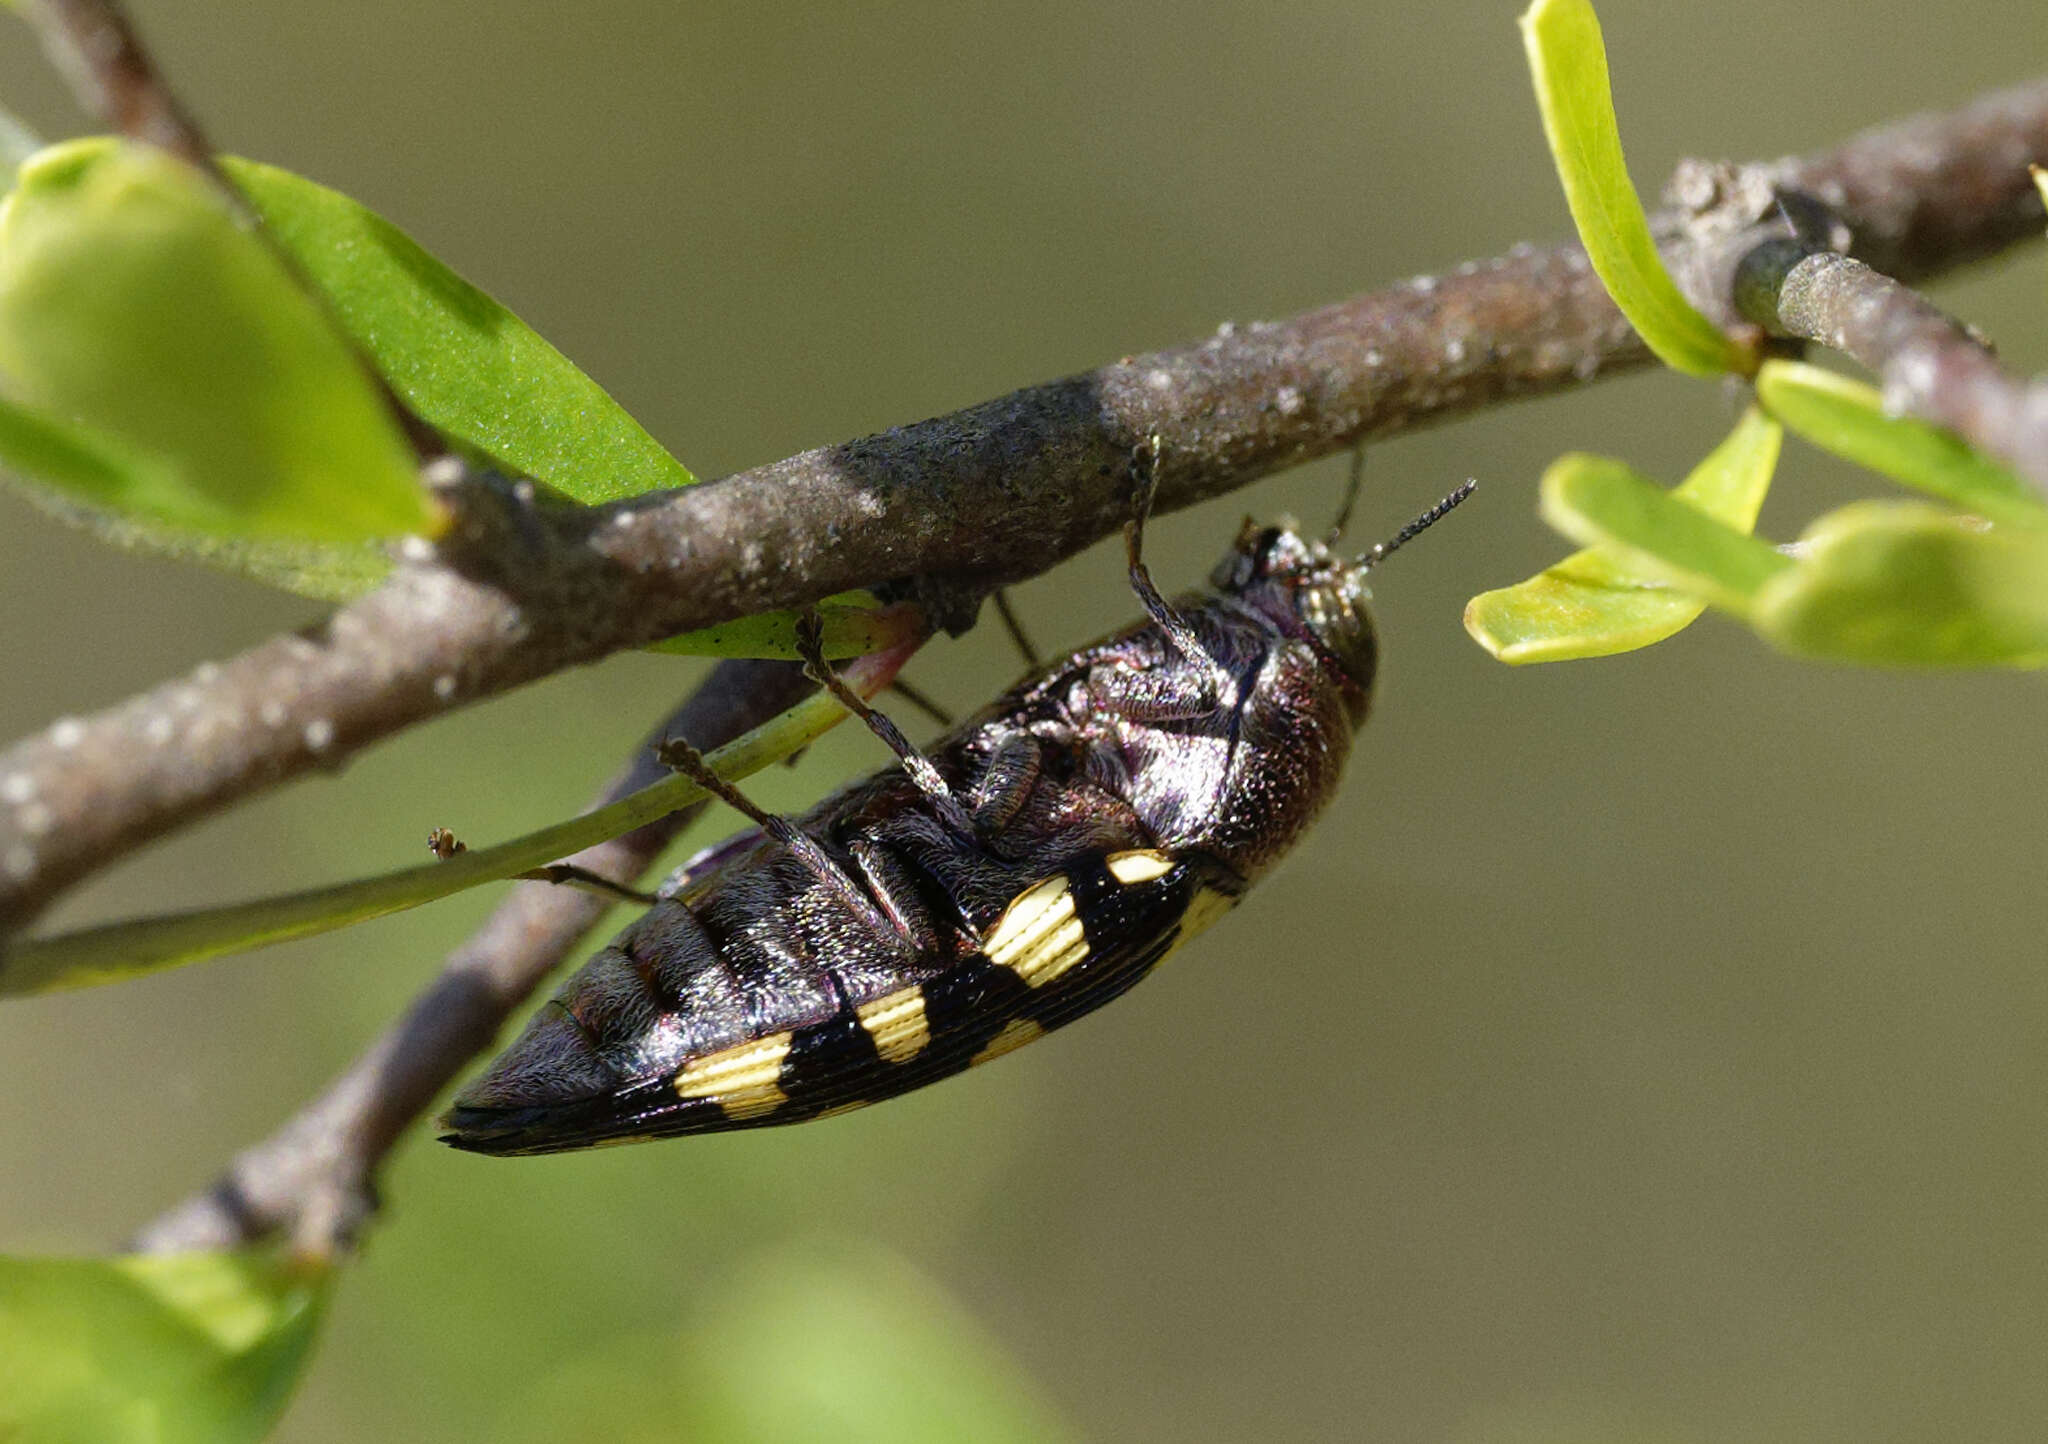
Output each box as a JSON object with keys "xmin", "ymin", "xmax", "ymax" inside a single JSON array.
[
  {"xmin": 1734, "ymin": 242, "xmax": 2048, "ymax": 490},
  {"xmin": 2, "ymin": 80, "xmax": 2046, "ymax": 943},
  {"xmin": 131, "ymin": 658, "xmax": 815, "ymax": 1258},
  {"xmin": 2, "ymin": 638, "xmax": 918, "ymax": 992},
  {"xmin": 25, "ymin": 0, "xmax": 217, "ymax": 173}
]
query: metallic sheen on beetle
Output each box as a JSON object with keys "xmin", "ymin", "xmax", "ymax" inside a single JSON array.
[{"xmin": 442, "ymin": 476, "xmax": 1470, "ymax": 1155}]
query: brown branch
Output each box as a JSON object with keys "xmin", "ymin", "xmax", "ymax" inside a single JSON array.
[
  {"xmin": 25, "ymin": 0, "xmax": 218, "ymax": 173},
  {"xmin": 130, "ymin": 658, "xmax": 814, "ymax": 1258},
  {"xmin": 2, "ymin": 79, "xmax": 2047, "ymax": 945},
  {"xmin": 1733, "ymin": 242, "xmax": 2048, "ymax": 490}
]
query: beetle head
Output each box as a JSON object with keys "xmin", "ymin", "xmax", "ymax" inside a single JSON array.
[
  {"xmin": 1209, "ymin": 480, "xmax": 1476, "ymax": 694},
  {"xmin": 1211, "ymin": 521, "xmax": 1379, "ymax": 692}
]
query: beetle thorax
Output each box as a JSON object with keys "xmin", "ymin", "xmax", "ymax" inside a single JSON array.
[{"xmin": 1210, "ymin": 520, "xmax": 1379, "ymax": 717}]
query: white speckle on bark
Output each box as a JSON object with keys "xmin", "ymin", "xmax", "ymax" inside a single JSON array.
[
  {"xmin": 1147, "ymin": 369, "xmax": 1174, "ymax": 391},
  {"xmin": 50, "ymin": 719, "xmax": 84, "ymax": 750},
  {"xmin": 434, "ymin": 674, "xmax": 459, "ymax": 702},
  {"xmin": 1445, "ymin": 338, "xmax": 1468, "ymax": 365},
  {"xmin": 259, "ymin": 700, "xmax": 289, "ymax": 729},
  {"xmin": 304, "ymin": 719, "xmax": 336, "ymax": 753},
  {"xmin": 400, "ymin": 535, "xmax": 435, "ymax": 563},
  {"xmin": 0, "ymin": 774, "xmax": 32, "ymax": 806},
  {"xmin": 1364, "ymin": 349, "xmax": 1384, "ymax": 367},
  {"xmin": 1274, "ymin": 385, "xmax": 1305, "ymax": 417},
  {"xmin": 144, "ymin": 715, "xmax": 175, "ymax": 747}
]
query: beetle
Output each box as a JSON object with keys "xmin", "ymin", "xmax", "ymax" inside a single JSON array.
[{"xmin": 442, "ymin": 456, "xmax": 1473, "ymax": 1155}]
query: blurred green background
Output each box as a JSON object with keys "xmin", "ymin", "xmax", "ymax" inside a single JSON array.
[{"xmin": 3, "ymin": 2, "xmax": 2046, "ymax": 1440}]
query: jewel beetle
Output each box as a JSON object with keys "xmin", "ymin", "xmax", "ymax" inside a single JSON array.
[{"xmin": 442, "ymin": 461, "xmax": 1473, "ymax": 1155}]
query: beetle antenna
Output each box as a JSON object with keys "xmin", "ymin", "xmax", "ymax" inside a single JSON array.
[
  {"xmin": 1325, "ymin": 444, "xmax": 1366, "ymax": 547},
  {"xmin": 1357, "ymin": 480, "xmax": 1477, "ymax": 572}
]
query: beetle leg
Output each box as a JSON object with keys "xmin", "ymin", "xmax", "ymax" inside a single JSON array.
[
  {"xmin": 513, "ymin": 863, "xmax": 661, "ymax": 907},
  {"xmin": 991, "ymin": 589, "xmax": 1042, "ymax": 671},
  {"xmin": 1324, "ymin": 442, "xmax": 1365, "ymax": 546},
  {"xmin": 655, "ymin": 734, "xmax": 905, "ymax": 948},
  {"xmin": 968, "ymin": 730, "xmax": 1043, "ymax": 833},
  {"xmin": 1125, "ymin": 435, "xmax": 1232, "ymax": 710},
  {"xmin": 1087, "ymin": 661, "xmax": 1225, "ymax": 724},
  {"xmin": 886, "ymin": 678, "xmax": 954, "ymax": 728},
  {"xmin": 795, "ymin": 611, "xmax": 981, "ymax": 838},
  {"xmin": 848, "ymin": 837, "xmax": 945, "ymax": 954}
]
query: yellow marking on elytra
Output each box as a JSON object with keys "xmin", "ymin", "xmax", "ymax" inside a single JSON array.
[
  {"xmin": 673, "ymin": 1031, "xmax": 793, "ymax": 1120},
  {"xmin": 984, "ymin": 874, "xmax": 1089, "ymax": 988},
  {"xmin": 856, "ymin": 986, "xmax": 931, "ymax": 1064},
  {"xmin": 971, "ymin": 1017, "xmax": 1044, "ymax": 1066},
  {"xmin": 1106, "ymin": 849, "xmax": 1175, "ymax": 885},
  {"xmin": 813, "ymin": 1101, "xmax": 870, "ymax": 1121},
  {"xmin": 1163, "ymin": 886, "xmax": 1237, "ymax": 962}
]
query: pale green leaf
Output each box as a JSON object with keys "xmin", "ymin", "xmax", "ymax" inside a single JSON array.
[
  {"xmin": 0, "ymin": 138, "xmax": 432, "ymax": 540},
  {"xmin": 1756, "ymin": 359, "xmax": 2048, "ymax": 528},
  {"xmin": 223, "ymin": 156, "xmax": 694, "ymax": 505},
  {"xmin": 1536, "ymin": 450, "xmax": 1792, "ymax": 616},
  {"xmin": 1520, "ymin": 0, "xmax": 1752, "ymax": 377},
  {"xmin": 1753, "ymin": 501, "xmax": 2048, "ymax": 667},
  {"xmin": 0, "ymin": 1249, "xmax": 331, "ymax": 1444},
  {"xmin": 1467, "ymin": 405, "xmax": 1781, "ymax": 661}
]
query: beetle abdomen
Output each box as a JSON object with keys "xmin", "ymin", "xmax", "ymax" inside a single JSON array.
[{"xmin": 444, "ymin": 844, "xmax": 1235, "ymax": 1154}]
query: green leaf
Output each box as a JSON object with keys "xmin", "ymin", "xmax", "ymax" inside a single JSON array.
[
  {"xmin": 0, "ymin": 139, "xmax": 432, "ymax": 540},
  {"xmin": 497, "ymin": 1242, "xmax": 1075, "ymax": 1444},
  {"xmin": 223, "ymin": 157, "xmax": 695, "ymax": 505},
  {"xmin": 0, "ymin": 399, "xmax": 392, "ymax": 600},
  {"xmin": 1756, "ymin": 359, "xmax": 2048, "ymax": 528},
  {"xmin": 0, "ymin": 1249, "xmax": 331, "ymax": 1444},
  {"xmin": 1467, "ymin": 405, "xmax": 1781, "ymax": 661},
  {"xmin": 1753, "ymin": 501, "xmax": 2048, "ymax": 667},
  {"xmin": 1519, "ymin": 0, "xmax": 1752, "ymax": 377},
  {"xmin": 1536, "ymin": 449, "xmax": 1792, "ymax": 616},
  {"xmin": 0, "ymin": 641, "xmax": 921, "ymax": 995},
  {"xmin": 646, "ymin": 594, "xmax": 922, "ymax": 660}
]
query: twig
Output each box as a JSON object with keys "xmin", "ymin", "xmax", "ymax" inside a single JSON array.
[
  {"xmin": 24, "ymin": 0, "xmax": 217, "ymax": 173},
  {"xmin": 1734, "ymin": 243, "xmax": 2048, "ymax": 490},
  {"xmin": 2, "ymin": 81, "xmax": 2046, "ymax": 942},
  {"xmin": 130, "ymin": 659, "xmax": 814, "ymax": 1258}
]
